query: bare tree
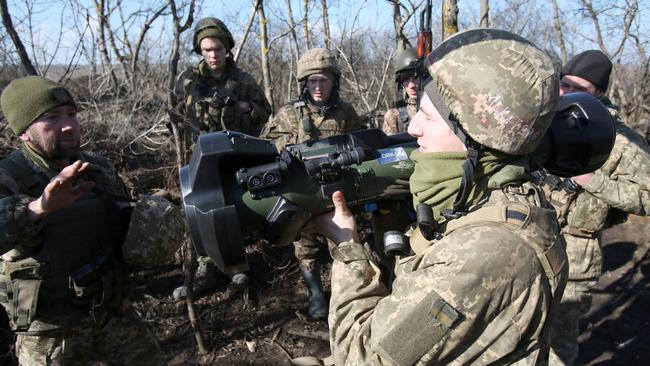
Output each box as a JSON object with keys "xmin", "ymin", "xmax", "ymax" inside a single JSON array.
[
  {"xmin": 283, "ymin": 0, "xmax": 301, "ymax": 96},
  {"xmin": 551, "ymin": 0, "xmax": 567, "ymax": 64},
  {"xmin": 389, "ymin": 0, "xmax": 416, "ymax": 51},
  {"xmin": 257, "ymin": 0, "xmax": 274, "ymax": 108},
  {"xmin": 303, "ymin": 0, "xmax": 312, "ymax": 49},
  {"xmin": 320, "ymin": 0, "xmax": 331, "ymax": 49},
  {"xmin": 233, "ymin": 1, "xmax": 258, "ymax": 63},
  {"xmin": 480, "ymin": 0, "xmax": 489, "ymax": 27},
  {"xmin": 94, "ymin": 0, "xmax": 119, "ymax": 92},
  {"xmin": 442, "ymin": 0, "xmax": 458, "ymax": 40},
  {"xmin": 0, "ymin": 0, "xmax": 38, "ymax": 75}
]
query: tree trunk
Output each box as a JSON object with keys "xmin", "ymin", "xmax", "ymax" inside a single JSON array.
[
  {"xmin": 284, "ymin": 0, "xmax": 301, "ymax": 94},
  {"xmin": 480, "ymin": 0, "xmax": 489, "ymax": 28},
  {"xmin": 550, "ymin": 0, "xmax": 566, "ymax": 65},
  {"xmin": 94, "ymin": 0, "xmax": 119, "ymax": 93},
  {"xmin": 0, "ymin": 0, "xmax": 38, "ymax": 75},
  {"xmin": 233, "ymin": 3, "xmax": 258, "ymax": 63},
  {"xmin": 391, "ymin": 0, "xmax": 411, "ymax": 51},
  {"xmin": 441, "ymin": 0, "xmax": 458, "ymax": 41},
  {"xmin": 303, "ymin": 0, "xmax": 312, "ymax": 49},
  {"xmin": 320, "ymin": 0, "xmax": 331, "ymax": 49},
  {"xmin": 257, "ymin": 0, "xmax": 274, "ymax": 108}
]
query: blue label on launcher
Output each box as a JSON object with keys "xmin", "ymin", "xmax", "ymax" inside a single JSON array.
[{"xmin": 377, "ymin": 147, "xmax": 409, "ymax": 165}]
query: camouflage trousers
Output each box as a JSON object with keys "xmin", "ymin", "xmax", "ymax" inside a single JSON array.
[
  {"xmin": 293, "ymin": 233, "xmax": 334, "ymax": 272},
  {"xmin": 549, "ymin": 233, "xmax": 603, "ymax": 366},
  {"xmin": 15, "ymin": 306, "xmax": 163, "ymax": 366}
]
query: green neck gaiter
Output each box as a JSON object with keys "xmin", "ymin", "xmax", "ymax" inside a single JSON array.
[
  {"xmin": 21, "ymin": 143, "xmax": 70, "ymax": 175},
  {"xmin": 409, "ymin": 149, "xmax": 516, "ymax": 221}
]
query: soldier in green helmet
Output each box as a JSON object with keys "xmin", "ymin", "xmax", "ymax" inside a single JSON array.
[
  {"xmin": 261, "ymin": 48, "xmax": 363, "ymax": 319},
  {"xmin": 311, "ymin": 29, "xmax": 568, "ymax": 365},
  {"xmin": 382, "ymin": 47, "xmax": 419, "ymax": 135},
  {"xmin": 174, "ymin": 17, "xmax": 272, "ymax": 298},
  {"xmin": 175, "ymin": 17, "xmax": 271, "ymax": 139},
  {"xmin": 0, "ymin": 76, "xmax": 185, "ymax": 365}
]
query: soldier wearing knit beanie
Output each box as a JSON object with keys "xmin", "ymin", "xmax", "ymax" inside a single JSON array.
[
  {"xmin": 1, "ymin": 75, "xmax": 77, "ymax": 135},
  {"xmin": 560, "ymin": 50, "xmax": 612, "ymax": 95}
]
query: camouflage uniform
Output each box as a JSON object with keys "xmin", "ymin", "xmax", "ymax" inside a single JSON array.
[
  {"xmin": 261, "ymin": 99, "xmax": 362, "ymax": 152},
  {"xmin": 327, "ymin": 29, "xmax": 568, "ymax": 365},
  {"xmin": 546, "ymin": 104, "xmax": 650, "ymax": 366},
  {"xmin": 0, "ymin": 149, "xmax": 164, "ymax": 365},
  {"xmin": 382, "ymin": 97, "xmax": 417, "ymax": 135},
  {"xmin": 263, "ymin": 98, "xmax": 362, "ymax": 299},
  {"xmin": 175, "ymin": 58, "xmax": 271, "ymax": 139},
  {"xmin": 261, "ymin": 48, "xmax": 362, "ymax": 273},
  {"xmin": 330, "ymin": 182, "xmax": 567, "ymax": 365}
]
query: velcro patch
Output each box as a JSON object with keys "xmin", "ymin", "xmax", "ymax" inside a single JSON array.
[{"xmin": 377, "ymin": 290, "xmax": 462, "ymax": 365}]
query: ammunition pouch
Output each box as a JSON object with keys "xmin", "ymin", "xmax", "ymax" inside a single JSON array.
[
  {"xmin": 0, "ymin": 260, "xmax": 43, "ymax": 331},
  {"xmin": 0, "ymin": 254, "xmax": 120, "ymax": 331}
]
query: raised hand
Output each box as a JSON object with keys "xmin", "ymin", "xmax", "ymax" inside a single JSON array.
[{"xmin": 27, "ymin": 160, "xmax": 96, "ymax": 221}]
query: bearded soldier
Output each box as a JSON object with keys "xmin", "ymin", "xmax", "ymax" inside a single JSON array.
[
  {"xmin": 313, "ymin": 29, "xmax": 568, "ymax": 365},
  {"xmin": 0, "ymin": 76, "xmax": 184, "ymax": 365},
  {"xmin": 261, "ymin": 48, "xmax": 362, "ymax": 319},
  {"xmin": 544, "ymin": 50, "xmax": 650, "ymax": 366},
  {"xmin": 382, "ymin": 47, "xmax": 419, "ymax": 135},
  {"xmin": 174, "ymin": 17, "xmax": 272, "ymax": 298}
]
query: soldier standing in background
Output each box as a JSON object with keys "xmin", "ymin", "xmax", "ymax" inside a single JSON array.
[
  {"xmin": 0, "ymin": 76, "xmax": 184, "ymax": 365},
  {"xmin": 545, "ymin": 50, "xmax": 650, "ymax": 366},
  {"xmin": 312, "ymin": 29, "xmax": 568, "ymax": 365},
  {"xmin": 382, "ymin": 48, "xmax": 419, "ymax": 135},
  {"xmin": 261, "ymin": 48, "xmax": 362, "ymax": 319},
  {"xmin": 174, "ymin": 17, "xmax": 272, "ymax": 298}
]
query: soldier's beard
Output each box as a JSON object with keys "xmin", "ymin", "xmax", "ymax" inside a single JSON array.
[{"xmin": 27, "ymin": 130, "xmax": 80, "ymax": 162}]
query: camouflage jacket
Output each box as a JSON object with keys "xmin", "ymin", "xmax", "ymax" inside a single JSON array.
[
  {"xmin": 328, "ymin": 182, "xmax": 568, "ymax": 365},
  {"xmin": 544, "ymin": 111, "xmax": 650, "ymax": 237},
  {"xmin": 0, "ymin": 149, "xmax": 129, "ymax": 256},
  {"xmin": 260, "ymin": 98, "xmax": 362, "ymax": 150},
  {"xmin": 175, "ymin": 59, "xmax": 271, "ymax": 138},
  {"xmin": 382, "ymin": 97, "xmax": 417, "ymax": 135}
]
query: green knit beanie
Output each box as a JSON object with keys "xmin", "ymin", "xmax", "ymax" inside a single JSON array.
[{"xmin": 0, "ymin": 76, "xmax": 77, "ymax": 135}]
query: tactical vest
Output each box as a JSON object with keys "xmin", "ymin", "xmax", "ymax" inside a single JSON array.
[
  {"xmin": 0, "ymin": 151, "xmax": 129, "ymax": 331},
  {"xmin": 292, "ymin": 100, "xmax": 354, "ymax": 142},
  {"xmin": 410, "ymin": 190, "xmax": 567, "ymax": 293},
  {"xmin": 181, "ymin": 63, "xmax": 251, "ymax": 135}
]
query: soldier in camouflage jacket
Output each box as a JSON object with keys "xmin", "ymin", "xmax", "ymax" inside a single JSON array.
[
  {"xmin": 261, "ymin": 48, "xmax": 362, "ymax": 319},
  {"xmin": 383, "ymin": 48, "xmax": 419, "ymax": 135},
  {"xmin": 0, "ymin": 76, "xmax": 184, "ymax": 365},
  {"xmin": 173, "ymin": 17, "xmax": 272, "ymax": 298},
  {"xmin": 313, "ymin": 29, "xmax": 568, "ymax": 365},
  {"xmin": 175, "ymin": 18, "xmax": 271, "ymax": 142},
  {"xmin": 546, "ymin": 50, "xmax": 650, "ymax": 366}
]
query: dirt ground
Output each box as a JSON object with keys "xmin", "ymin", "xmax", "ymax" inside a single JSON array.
[
  {"xmin": 1, "ymin": 215, "xmax": 648, "ymax": 366},
  {"xmin": 143, "ymin": 214, "xmax": 650, "ymax": 366}
]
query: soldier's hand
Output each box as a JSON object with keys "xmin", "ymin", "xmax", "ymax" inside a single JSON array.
[
  {"xmin": 27, "ymin": 160, "xmax": 95, "ymax": 221},
  {"xmin": 312, "ymin": 191, "xmax": 360, "ymax": 245},
  {"xmin": 571, "ymin": 172, "xmax": 595, "ymax": 187}
]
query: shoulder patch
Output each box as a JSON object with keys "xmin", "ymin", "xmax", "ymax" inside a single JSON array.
[{"xmin": 376, "ymin": 289, "xmax": 462, "ymax": 365}]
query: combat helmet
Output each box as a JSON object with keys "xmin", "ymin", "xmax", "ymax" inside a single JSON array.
[
  {"xmin": 193, "ymin": 17, "xmax": 235, "ymax": 54},
  {"xmin": 424, "ymin": 28, "xmax": 559, "ymax": 156},
  {"xmin": 394, "ymin": 47, "xmax": 418, "ymax": 80},
  {"xmin": 297, "ymin": 48, "xmax": 340, "ymax": 81},
  {"xmin": 422, "ymin": 28, "xmax": 559, "ymax": 218}
]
